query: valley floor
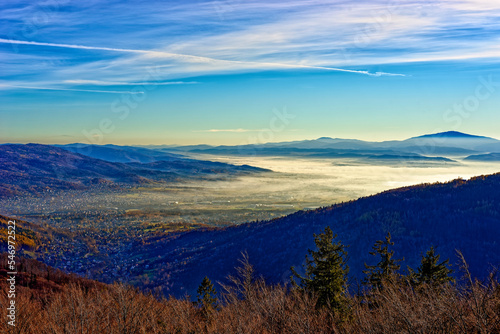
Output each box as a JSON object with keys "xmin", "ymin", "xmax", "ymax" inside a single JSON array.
[{"xmin": 2, "ymin": 156, "xmax": 499, "ymax": 230}]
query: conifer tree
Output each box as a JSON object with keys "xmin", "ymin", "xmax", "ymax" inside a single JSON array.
[
  {"xmin": 413, "ymin": 246, "xmax": 453, "ymax": 287},
  {"xmin": 196, "ymin": 276, "xmax": 217, "ymax": 312},
  {"xmin": 291, "ymin": 226, "xmax": 349, "ymax": 311},
  {"xmin": 363, "ymin": 232, "xmax": 402, "ymax": 290}
]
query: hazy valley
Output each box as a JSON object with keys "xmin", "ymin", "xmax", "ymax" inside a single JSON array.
[
  {"xmin": 4, "ymin": 2, "xmax": 500, "ymax": 331},
  {"xmin": 2, "ymin": 132, "xmax": 500, "ymax": 231},
  {"xmin": 1, "ymin": 131, "xmax": 499, "ymax": 299}
]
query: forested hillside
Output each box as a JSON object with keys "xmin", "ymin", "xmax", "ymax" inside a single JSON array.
[
  {"xmin": 1, "ymin": 174, "xmax": 499, "ymax": 332},
  {"xmin": 0, "ymin": 144, "xmax": 269, "ymax": 198},
  {"xmin": 1, "ymin": 253, "xmax": 499, "ymax": 333},
  {"xmin": 132, "ymin": 173, "xmax": 500, "ymax": 297}
]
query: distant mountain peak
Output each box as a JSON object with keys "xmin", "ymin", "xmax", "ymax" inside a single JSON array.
[{"xmin": 412, "ymin": 131, "xmax": 490, "ymax": 139}]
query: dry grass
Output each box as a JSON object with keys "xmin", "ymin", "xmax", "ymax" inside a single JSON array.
[{"xmin": 0, "ymin": 255, "xmax": 499, "ymax": 333}]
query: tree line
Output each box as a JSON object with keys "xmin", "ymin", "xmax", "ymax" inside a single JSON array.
[{"xmin": 1, "ymin": 227, "xmax": 499, "ymax": 333}]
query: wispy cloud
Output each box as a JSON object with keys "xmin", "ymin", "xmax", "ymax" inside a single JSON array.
[
  {"xmin": 0, "ymin": 38, "xmax": 404, "ymax": 77},
  {"xmin": 1, "ymin": 0, "xmax": 500, "ymax": 90},
  {"xmin": 64, "ymin": 79, "xmax": 199, "ymax": 86},
  {"xmin": 0, "ymin": 38, "xmax": 216, "ymax": 62},
  {"xmin": 0, "ymin": 84, "xmax": 144, "ymax": 94},
  {"xmin": 2, "ymin": 0, "xmax": 500, "ymax": 145}
]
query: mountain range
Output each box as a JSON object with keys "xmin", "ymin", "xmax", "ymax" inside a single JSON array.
[
  {"xmin": 0, "ymin": 143, "xmax": 269, "ymax": 198},
  {"xmin": 54, "ymin": 143, "xmax": 186, "ymax": 163},
  {"xmin": 162, "ymin": 131, "xmax": 500, "ymax": 163}
]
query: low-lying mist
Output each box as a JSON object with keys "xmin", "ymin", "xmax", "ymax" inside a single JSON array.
[
  {"xmin": 188, "ymin": 154, "xmax": 500, "ymax": 209},
  {"xmin": 2, "ymin": 155, "xmax": 499, "ymax": 228}
]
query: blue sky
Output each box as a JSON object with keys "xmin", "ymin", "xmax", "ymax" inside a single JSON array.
[{"xmin": 1, "ymin": 0, "xmax": 500, "ymax": 145}]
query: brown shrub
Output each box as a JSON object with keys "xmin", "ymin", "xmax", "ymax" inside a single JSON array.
[{"xmin": 0, "ymin": 254, "xmax": 499, "ymax": 333}]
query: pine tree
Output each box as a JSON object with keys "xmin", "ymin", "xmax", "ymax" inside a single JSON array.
[
  {"xmin": 291, "ymin": 226, "xmax": 349, "ymax": 311},
  {"xmin": 413, "ymin": 246, "xmax": 453, "ymax": 287},
  {"xmin": 196, "ymin": 276, "xmax": 217, "ymax": 312},
  {"xmin": 363, "ymin": 232, "xmax": 402, "ymax": 290}
]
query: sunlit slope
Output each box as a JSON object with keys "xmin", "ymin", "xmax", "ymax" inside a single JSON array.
[
  {"xmin": 134, "ymin": 172, "xmax": 500, "ymax": 297},
  {"xmin": 0, "ymin": 143, "xmax": 270, "ymax": 198}
]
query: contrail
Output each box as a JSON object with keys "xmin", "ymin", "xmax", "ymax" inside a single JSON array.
[
  {"xmin": 64, "ymin": 79, "xmax": 199, "ymax": 86},
  {"xmin": 0, "ymin": 38, "xmax": 406, "ymax": 77},
  {"xmin": 0, "ymin": 84, "xmax": 144, "ymax": 94}
]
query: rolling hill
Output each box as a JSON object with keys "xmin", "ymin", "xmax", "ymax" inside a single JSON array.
[
  {"xmin": 394, "ymin": 131, "xmax": 500, "ymax": 151},
  {"xmin": 465, "ymin": 153, "xmax": 500, "ymax": 162},
  {"xmin": 0, "ymin": 143, "xmax": 140, "ymax": 197},
  {"xmin": 121, "ymin": 172, "xmax": 500, "ymax": 297},
  {"xmin": 55, "ymin": 143, "xmax": 186, "ymax": 163},
  {"xmin": 167, "ymin": 131, "xmax": 500, "ymax": 163},
  {"xmin": 0, "ymin": 144, "xmax": 269, "ymax": 198}
]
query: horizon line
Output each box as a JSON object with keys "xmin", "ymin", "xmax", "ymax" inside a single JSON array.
[{"xmin": 1, "ymin": 130, "xmax": 498, "ymax": 147}]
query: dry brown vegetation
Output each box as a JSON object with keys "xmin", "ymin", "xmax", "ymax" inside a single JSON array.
[{"xmin": 0, "ymin": 255, "xmax": 499, "ymax": 333}]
